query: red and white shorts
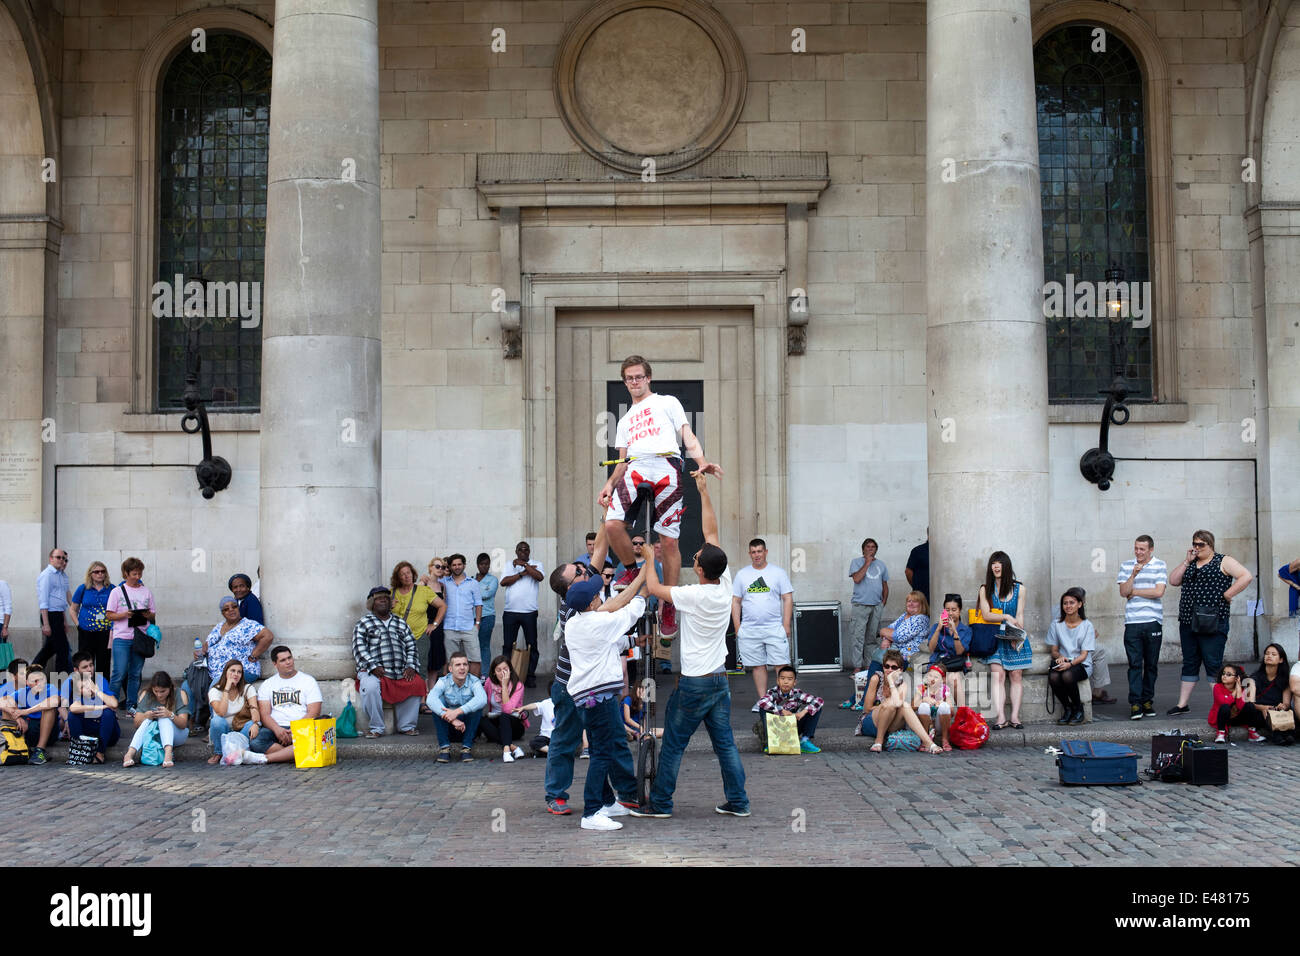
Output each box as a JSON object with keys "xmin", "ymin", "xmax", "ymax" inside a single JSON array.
[{"xmin": 606, "ymin": 457, "xmax": 684, "ymax": 539}]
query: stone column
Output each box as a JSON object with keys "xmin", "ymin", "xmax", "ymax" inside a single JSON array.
[
  {"xmin": 0, "ymin": 9, "xmax": 54, "ymax": 639},
  {"xmin": 0, "ymin": 218, "xmax": 52, "ymax": 633},
  {"xmin": 925, "ymin": 0, "xmax": 1051, "ymax": 648},
  {"xmin": 260, "ymin": 0, "xmax": 381, "ymax": 678}
]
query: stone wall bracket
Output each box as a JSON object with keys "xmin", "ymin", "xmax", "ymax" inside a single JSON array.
[{"xmin": 1078, "ymin": 377, "xmax": 1132, "ymax": 492}]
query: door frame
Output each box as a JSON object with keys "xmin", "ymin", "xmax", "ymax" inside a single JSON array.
[{"xmin": 521, "ymin": 272, "xmax": 789, "ymax": 570}]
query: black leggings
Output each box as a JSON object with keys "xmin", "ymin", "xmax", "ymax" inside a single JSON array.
[
  {"xmin": 428, "ymin": 624, "xmax": 447, "ymax": 675},
  {"xmin": 1048, "ymin": 663, "xmax": 1088, "ymax": 711},
  {"xmin": 1215, "ymin": 702, "xmax": 1265, "ymax": 730},
  {"xmin": 479, "ymin": 713, "xmax": 526, "ymax": 746}
]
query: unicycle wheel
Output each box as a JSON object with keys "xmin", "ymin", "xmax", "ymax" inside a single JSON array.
[{"xmin": 635, "ymin": 733, "xmax": 657, "ymax": 806}]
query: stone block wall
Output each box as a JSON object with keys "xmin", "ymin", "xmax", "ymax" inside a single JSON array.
[{"xmin": 22, "ymin": 0, "xmax": 1274, "ymax": 668}]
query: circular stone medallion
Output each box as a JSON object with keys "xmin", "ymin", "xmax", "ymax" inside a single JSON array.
[{"xmin": 555, "ymin": 0, "xmax": 747, "ymax": 174}]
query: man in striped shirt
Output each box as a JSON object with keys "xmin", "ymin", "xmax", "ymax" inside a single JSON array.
[{"xmin": 1117, "ymin": 534, "xmax": 1168, "ymax": 720}]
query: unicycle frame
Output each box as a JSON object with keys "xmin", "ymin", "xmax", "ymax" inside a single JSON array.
[{"xmin": 627, "ymin": 479, "xmax": 659, "ymax": 806}]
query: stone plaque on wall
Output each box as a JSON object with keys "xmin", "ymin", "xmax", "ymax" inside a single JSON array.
[
  {"xmin": 0, "ymin": 423, "xmax": 40, "ymax": 520},
  {"xmin": 554, "ymin": 0, "xmax": 747, "ymax": 174}
]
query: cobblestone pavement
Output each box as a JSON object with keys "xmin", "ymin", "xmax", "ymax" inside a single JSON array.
[{"xmin": 8, "ymin": 739, "xmax": 1300, "ymax": 866}]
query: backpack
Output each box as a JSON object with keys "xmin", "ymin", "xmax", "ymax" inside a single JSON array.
[{"xmin": 0, "ymin": 719, "xmax": 30, "ymax": 765}]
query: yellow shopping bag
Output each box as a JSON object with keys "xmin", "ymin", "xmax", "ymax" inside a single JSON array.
[
  {"xmin": 762, "ymin": 712, "xmax": 801, "ymax": 755},
  {"xmin": 290, "ymin": 717, "xmax": 337, "ymax": 769}
]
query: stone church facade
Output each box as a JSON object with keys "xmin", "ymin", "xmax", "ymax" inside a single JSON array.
[{"xmin": 1, "ymin": 0, "xmax": 1297, "ymax": 680}]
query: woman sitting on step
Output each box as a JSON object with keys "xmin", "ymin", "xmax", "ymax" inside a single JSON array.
[
  {"xmin": 123, "ymin": 671, "xmax": 191, "ymax": 768},
  {"xmin": 1046, "ymin": 587, "xmax": 1095, "ymax": 726},
  {"xmin": 859, "ymin": 649, "xmax": 942, "ymax": 755}
]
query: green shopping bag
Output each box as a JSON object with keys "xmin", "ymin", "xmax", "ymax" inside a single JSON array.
[{"xmin": 336, "ymin": 701, "xmax": 359, "ymax": 738}]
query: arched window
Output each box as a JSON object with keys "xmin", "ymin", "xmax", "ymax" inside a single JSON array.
[
  {"xmin": 155, "ymin": 33, "xmax": 270, "ymax": 411},
  {"xmin": 1036, "ymin": 24, "xmax": 1152, "ymax": 402}
]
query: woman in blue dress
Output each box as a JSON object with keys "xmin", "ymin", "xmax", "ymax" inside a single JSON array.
[
  {"xmin": 979, "ymin": 551, "xmax": 1030, "ymax": 729},
  {"xmin": 70, "ymin": 561, "xmax": 115, "ymax": 677}
]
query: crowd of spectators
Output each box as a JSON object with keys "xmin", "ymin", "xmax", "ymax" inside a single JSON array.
[{"xmin": 4, "ymin": 527, "xmax": 1298, "ymax": 771}]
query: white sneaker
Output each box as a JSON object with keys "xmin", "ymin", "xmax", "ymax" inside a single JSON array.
[
  {"xmin": 600, "ymin": 801, "xmax": 631, "ymax": 817},
  {"xmin": 580, "ymin": 813, "xmax": 622, "ymax": 831},
  {"xmin": 242, "ymin": 751, "xmax": 268, "ymax": 764},
  {"xmin": 503, "ymin": 751, "xmax": 515, "ymax": 763},
  {"xmin": 511, "ymin": 745, "xmax": 525, "ymax": 759},
  {"xmin": 751, "ymin": 702, "xmax": 761, "ymax": 713}
]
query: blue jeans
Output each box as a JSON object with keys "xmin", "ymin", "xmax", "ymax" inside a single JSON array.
[
  {"xmin": 648, "ymin": 673, "xmax": 748, "ymax": 814},
  {"xmin": 433, "ymin": 707, "xmax": 482, "ymax": 747},
  {"xmin": 67, "ymin": 710, "xmax": 121, "ymax": 755},
  {"xmin": 577, "ymin": 693, "xmax": 638, "ymax": 817},
  {"xmin": 110, "ymin": 639, "xmax": 146, "ymax": 709},
  {"xmin": 245, "ymin": 723, "xmax": 284, "ymax": 754},
  {"xmin": 1123, "ymin": 621, "xmax": 1163, "ymax": 703},
  {"xmin": 544, "ymin": 679, "xmax": 583, "ymax": 802},
  {"xmin": 1178, "ymin": 622, "xmax": 1227, "ymax": 682},
  {"xmin": 478, "ymin": 616, "xmax": 495, "ymax": 671},
  {"xmin": 211, "ymin": 715, "xmax": 275, "ymax": 755}
]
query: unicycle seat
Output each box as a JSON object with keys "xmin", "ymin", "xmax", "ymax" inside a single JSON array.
[{"xmin": 625, "ymin": 479, "xmax": 656, "ymax": 525}]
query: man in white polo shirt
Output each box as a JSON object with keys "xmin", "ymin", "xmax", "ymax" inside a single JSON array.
[
  {"xmin": 1117, "ymin": 534, "xmax": 1168, "ymax": 720},
  {"xmin": 631, "ymin": 471, "xmax": 749, "ymax": 820},
  {"xmin": 500, "ymin": 541, "xmax": 544, "ymax": 688},
  {"xmin": 732, "ymin": 538, "xmax": 794, "ymax": 713}
]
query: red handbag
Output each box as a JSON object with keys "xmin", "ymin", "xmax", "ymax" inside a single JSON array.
[
  {"xmin": 948, "ymin": 706, "xmax": 990, "ymax": 750},
  {"xmin": 379, "ymin": 673, "xmax": 427, "ymax": 704}
]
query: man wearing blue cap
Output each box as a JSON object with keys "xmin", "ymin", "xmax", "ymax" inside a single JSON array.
[{"xmin": 563, "ymin": 561, "xmax": 650, "ymax": 831}]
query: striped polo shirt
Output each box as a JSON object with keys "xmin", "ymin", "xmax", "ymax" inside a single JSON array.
[{"xmin": 1116, "ymin": 557, "xmax": 1168, "ymax": 624}]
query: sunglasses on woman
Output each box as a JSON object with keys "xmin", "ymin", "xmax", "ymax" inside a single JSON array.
[{"xmin": 882, "ymin": 664, "xmax": 900, "ymax": 671}]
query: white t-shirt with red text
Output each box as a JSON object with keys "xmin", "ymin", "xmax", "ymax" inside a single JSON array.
[{"xmin": 615, "ymin": 393, "xmax": 688, "ymax": 458}]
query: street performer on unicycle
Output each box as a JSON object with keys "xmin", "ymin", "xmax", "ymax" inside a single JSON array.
[{"xmin": 599, "ymin": 355, "xmax": 724, "ymax": 641}]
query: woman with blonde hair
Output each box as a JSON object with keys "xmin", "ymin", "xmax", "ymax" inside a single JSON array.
[
  {"xmin": 879, "ymin": 590, "xmax": 932, "ymax": 662},
  {"xmin": 70, "ymin": 561, "xmax": 114, "ymax": 677}
]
